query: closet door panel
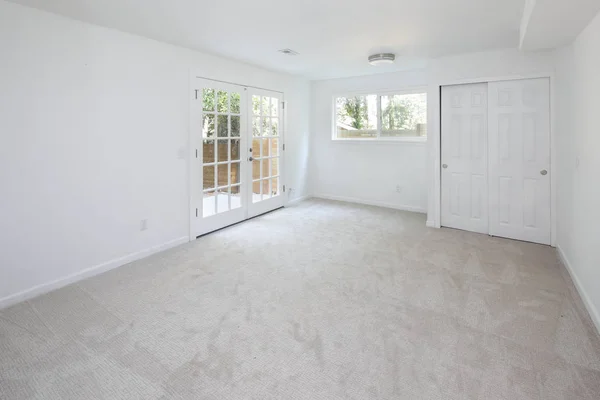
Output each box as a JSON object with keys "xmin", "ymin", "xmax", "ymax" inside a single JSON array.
[
  {"xmin": 441, "ymin": 83, "xmax": 489, "ymax": 234},
  {"xmin": 488, "ymin": 78, "xmax": 551, "ymax": 244}
]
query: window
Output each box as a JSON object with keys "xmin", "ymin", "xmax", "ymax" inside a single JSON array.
[{"xmin": 334, "ymin": 91, "xmax": 427, "ymax": 140}]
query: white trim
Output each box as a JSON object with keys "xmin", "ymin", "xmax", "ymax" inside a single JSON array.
[
  {"xmin": 426, "ymin": 220, "xmax": 436, "ymax": 228},
  {"xmin": 549, "ymin": 74, "xmax": 557, "ymax": 247},
  {"xmin": 332, "ymin": 86, "xmax": 429, "ymax": 98},
  {"xmin": 0, "ymin": 236, "xmax": 189, "ymax": 310},
  {"xmin": 286, "ymin": 195, "xmax": 311, "ymax": 206},
  {"xmin": 557, "ymin": 246, "xmax": 600, "ymax": 335},
  {"xmin": 331, "ymin": 137, "xmax": 427, "ymax": 145},
  {"xmin": 188, "ymin": 70, "xmax": 196, "ymax": 241},
  {"xmin": 431, "ymin": 72, "xmax": 556, "ymax": 246},
  {"xmin": 314, "ymin": 194, "xmax": 426, "ymax": 214}
]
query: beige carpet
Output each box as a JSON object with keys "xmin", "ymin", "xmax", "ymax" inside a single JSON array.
[{"xmin": 1, "ymin": 199, "xmax": 599, "ymax": 399}]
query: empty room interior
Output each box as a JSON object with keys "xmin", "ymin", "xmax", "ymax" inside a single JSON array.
[{"xmin": 2, "ymin": 0, "xmax": 600, "ymax": 398}]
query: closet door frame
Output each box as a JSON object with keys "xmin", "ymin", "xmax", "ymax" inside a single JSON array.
[{"xmin": 432, "ymin": 72, "xmax": 556, "ymax": 246}]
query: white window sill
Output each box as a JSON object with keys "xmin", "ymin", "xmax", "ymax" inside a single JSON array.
[{"xmin": 331, "ymin": 137, "xmax": 427, "ymax": 144}]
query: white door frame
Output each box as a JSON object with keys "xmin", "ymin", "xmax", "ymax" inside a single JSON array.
[
  {"xmin": 187, "ymin": 72, "xmax": 286, "ymax": 240},
  {"xmin": 430, "ymin": 72, "xmax": 556, "ymax": 246}
]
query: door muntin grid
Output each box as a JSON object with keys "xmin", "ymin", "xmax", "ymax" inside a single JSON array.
[
  {"xmin": 251, "ymin": 94, "xmax": 281, "ymax": 203},
  {"xmin": 202, "ymin": 88, "xmax": 242, "ymax": 217}
]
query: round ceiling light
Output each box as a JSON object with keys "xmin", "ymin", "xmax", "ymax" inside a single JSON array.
[{"xmin": 368, "ymin": 53, "xmax": 396, "ymax": 66}]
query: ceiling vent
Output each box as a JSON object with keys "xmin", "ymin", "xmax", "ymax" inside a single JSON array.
[
  {"xmin": 278, "ymin": 48, "xmax": 299, "ymax": 56},
  {"xmin": 368, "ymin": 53, "xmax": 396, "ymax": 65}
]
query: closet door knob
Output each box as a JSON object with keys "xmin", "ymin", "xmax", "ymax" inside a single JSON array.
[
  {"xmin": 540, "ymin": 169, "xmax": 547, "ymax": 176},
  {"xmin": 442, "ymin": 164, "xmax": 448, "ymax": 169}
]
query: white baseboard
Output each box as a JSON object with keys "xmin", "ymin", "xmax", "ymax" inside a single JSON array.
[
  {"xmin": 0, "ymin": 236, "xmax": 189, "ymax": 310},
  {"xmin": 557, "ymin": 245, "xmax": 600, "ymax": 335},
  {"xmin": 286, "ymin": 195, "xmax": 311, "ymax": 206},
  {"xmin": 313, "ymin": 194, "xmax": 427, "ymax": 214},
  {"xmin": 426, "ymin": 220, "xmax": 436, "ymax": 228}
]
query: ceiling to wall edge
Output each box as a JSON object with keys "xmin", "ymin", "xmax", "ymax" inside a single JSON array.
[
  {"xmin": 6, "ymin": 0, "xmax": 599, "ymax": 81},
  {"xmin": 519, "ymin": 0, "xmax": 600, "ymax": 51}
]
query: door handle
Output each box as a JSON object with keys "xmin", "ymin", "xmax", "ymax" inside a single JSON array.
[
  {"xmin": 540, "ymin": 169, "xmax": 548, "ymax": 176},
  {"xmin": 442, "ymin": 164, "xmax": 448, "ymax": 169},
  {"xmin": 248, "ymin": 156, "xmax": 254, "ymax": 162}
]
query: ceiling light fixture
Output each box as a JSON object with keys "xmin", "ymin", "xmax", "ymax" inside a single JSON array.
[
  {"xmin": 278, "ymin": 48, "xmax": 299, "ymax": 56},
  {"xmin": 368, "ymin": 53, "xmax": 396, "ymax": 66}
]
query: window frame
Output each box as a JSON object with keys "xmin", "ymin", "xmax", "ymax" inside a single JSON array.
[{"xmin": 331, "ymin": 87, "xmax": 428, "ymax": 143}]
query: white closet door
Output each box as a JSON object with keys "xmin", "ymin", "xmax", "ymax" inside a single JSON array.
[
  {"xmin": 441, "ymin": 83, "xmax": 489, "ymax": 234},
  {"xmin": 488, "ymin": 78, "xmax": 551, "ymax": 244}
]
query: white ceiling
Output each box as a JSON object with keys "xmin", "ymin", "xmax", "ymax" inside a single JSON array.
[
  {"xmin": 520, "ymin": 0, "xmax": 600, "ymax": 50},
  {"xmin": 7, "ymin": 0, "xmax": 528, "ymax": 79}
]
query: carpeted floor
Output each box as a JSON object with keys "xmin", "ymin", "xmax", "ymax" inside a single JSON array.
[{"xmin": 1, "ymin": 199, "xmax": 600, "ymax": 399}]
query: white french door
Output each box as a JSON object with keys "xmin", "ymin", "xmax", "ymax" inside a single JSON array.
[
  {"xmin": 190, "ymin": 79, "xmax": 284, "ymax": 237},
  {"xmin": 247, "ymin": 88, "xmax": 284, "ymax": 218},
  {"xmin": 440, "ymin": 78, "xmax": 551, "ymax": 245}
]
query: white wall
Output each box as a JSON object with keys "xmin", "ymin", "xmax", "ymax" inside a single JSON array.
[
  {"xmin": 554, "ymin": 10, "xmax": 600, "ymax": 330},
  {"xmin": 310, "ymin": 70, "xmax": 429, "ymax": 212},
  {"xmin": 0, "ymin": 0, "xmax": 310, "ymax": 306}
]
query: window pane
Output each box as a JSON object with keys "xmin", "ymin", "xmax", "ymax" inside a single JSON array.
[
  {"xmin": 203, "ymin": 140, "xmax": 215, "ymax": 163},
  {"xmin": 252, "ymin": 181, "xmax": 261, "ymax": 202},
  {"xmin": 230, "ymin": 139, "xmax": 240, "ymax": 161},
  {"xmin": 216, "ymin": 188, "xmax": 229, "ymax": 213},
  {"xmin": 203, "ymin": 89, "xmax": 215, "ymax": 112},
  {"xmin": 252, "ymin": 117, "xmax": 260, "ymax": 136},
  {"xmin": 203, "ymin": 190, "xmax": 216, "ymax": 217},
  {"xmin": 271, "ymin": 117, "xmax": 279, "ymax": 136},
  {"xmin": 217, "ymin": 90, "xmax": 228, "ymax": 113},
  {"xmin": 335, "ymin": 95, "xmax": 377, "ymax": 139},
  {"xmin": 262, "ymin": 96, "xmax": 270, "ymax": 116},
  {"xmin": 252, "ymin": 159, "xmax": 261, "ymax": 180},
  {"xmin": 262, "ymin": 138, "xmax": 270, "ymax": 157},
  {"xmin": 230, "ymin": 92, "xmax": 241, "ymax": 114},
  {"xmin": 262, "ymin": 117, "xmax": 270, "ymax": 137},
  {"xmin": 262, "ymin": 158, "xmax": 269, "ymax": 179},
  {"xmin": 271, "ymin": 157, "xmax": 279, "ymax": 177},
  {"xmin": 217, "ymin": 164, "xmax": 228, "ymax": 187},
  {"xmin": 380, "ymin": 93, "xmax": 427, "ymax": 138},
  {"xmin": 231, "ymin": 115, "xmax": 240, "ymax": 137},
  {"xmin": 271, "ymin": 98, "xmax": 278, "ymax": 116},
  {"xmin": 231, "ymin": 185, "xmax": 241, "ymax": 209},
  {"xmin": 203, "ymin": 114, "xmax": 215, "ymax": 138},
  {"xmin": 271, "ymin": 177, "xmax": 279, "ymax": 197},
  {"xmin": 231, "ymin": 162, "xmax": 241, "ymax": 184},
  {"xmin": 252, "ymin": 138, "xmax": 261, "ymax": 157},
  {"xmin": 217, "ymin": 115, "xmax": 228, "ymax": 137},
  {"xmin": 203, "ymin": 165, "xmax": 215, "ymax": 189},
  {"xmin": 270, "ymin": 138, "xmax": 279, "ymax": 157},
  {"xmin": 217, "ymin": 139, "xmax": 228, "ymax": 162},
  {"xmin": 262, "ymin": 179, "xmax": 271, "ymax": 200},
  {"xmin": 252, "ymin": 95, "xmax": 261, "ymax": 115}
]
